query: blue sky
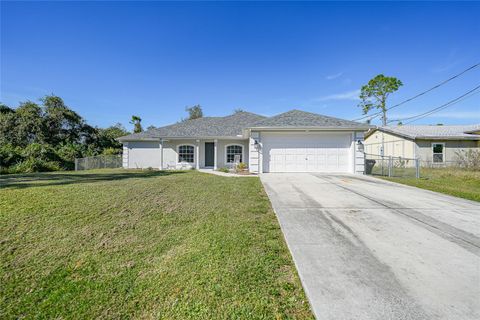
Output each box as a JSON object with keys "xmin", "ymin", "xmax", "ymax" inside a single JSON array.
[{"xmin": 1, "ymin": 1, "xmax": 479, "ymax": 130}]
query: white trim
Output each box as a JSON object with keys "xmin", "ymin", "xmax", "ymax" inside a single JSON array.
[
  {"xmin": 122, "ymin": 142, "xmax": 129, "ymax": 168},
  {"xmin": 351, "ymin": 132, "xmax": 355, "ymax": 174},
  {"xmin": 246, "ymin": 127, "xmax": 371, "ymax": 132},
  {"xmin": 176, "ymin": 143, "xmax": 196, "ymax": 164},
  {"xmin": 119, "ymin": 135, "xmax": 247, "ymax": 142},
  {"xmin": 195, "ymin": 140, "xmax": 200, "ymax": 169},
  {"xmin": 159, "ymin": 140, "xmax": 163, "ymax": 170},
  {"xmin": 258, "ymin": 132, "xmax": 263, "ymax": 173},
  {"xmin": 225, "ymin": 143, "xmax": 245, "ymax": 164},
  {"xmin": 431, "ymin": 142, "xmax": 445, "ymax": 163},
  {"xmin": 214, "ymin": 139, "xmax": 218, "ymax": 170}
]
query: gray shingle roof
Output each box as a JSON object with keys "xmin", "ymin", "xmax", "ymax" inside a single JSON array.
[
  {"xmin": 249, "ymin": 109, "xmax": 371, "ymax": 129},
  {"xmin": 118, "ymin": 111, "xmax": 266, "ymax": 141},
  {"xmin": 118, "ymin": 109, "xmax": 372, "ymax": 141},
  {"xmin": 371, "ymin": 124, "xmax": 480, "ymax": 140}
]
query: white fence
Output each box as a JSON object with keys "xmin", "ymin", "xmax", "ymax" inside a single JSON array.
[{"xmin": 75, "ymin": 155, "xmax": 122, "ymax": 171}]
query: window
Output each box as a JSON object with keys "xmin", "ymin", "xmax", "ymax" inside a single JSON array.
[
  {"xmin": 432, "ymin": 143, "xmax": 444, "ymax": 163},
  {"xmin": 178, "ymin": 145, "xmax": 194, "ymax": 163},
  {"xmin": 226, "ymin": 145, "xmax": 242, "ymax": 163}
]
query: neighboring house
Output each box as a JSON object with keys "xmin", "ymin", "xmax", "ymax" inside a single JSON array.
[
  {"xmin": 364, "ymin": 125, "xmax": 480, "ymax": 165},
  {"xmin": 117, "ymin": 110, "xmax": 371, "ymax": 174}
]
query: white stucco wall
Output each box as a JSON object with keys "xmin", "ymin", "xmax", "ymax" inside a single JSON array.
[
  {"xmin": 123, "ymin": 139, "xmax": 249, "ymax": 170},
  {"xmin": 123, "ymin": 131, "xmax": 370, "ymax": 174},
  {"xmin": 216, "ymin": 140, "xmax": 249, "ymax": 168},
  {"xmin": 354, "ymin": 131, "xmax": 365, "ymax": 174},
  {"xmin": 248, "ymin": 132, "xmax": 261, "ymax": 173},
  {"xmin": 162, "ymin": 139, "xmax": 197, "ymax": 169},
  {"xmin": 162, "ymin": 139, "xmax": 249, "ymax": 169},
  {"xmin": 127, "ymin": 141, "xmax": 161, "ymax": 169}
]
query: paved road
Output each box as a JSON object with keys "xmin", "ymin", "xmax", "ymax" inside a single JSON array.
[{"xmin": 261, "ymin": 173, "xmax": 480, "ymax": 320}]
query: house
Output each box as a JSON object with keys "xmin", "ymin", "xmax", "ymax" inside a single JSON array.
[
  {"xmin": 364, "ymin": 125, "xmax": 480, "ymax": 165},
  {"xmin": 117, "ymin": 110, "xmax": 371, "ymax": 174}
]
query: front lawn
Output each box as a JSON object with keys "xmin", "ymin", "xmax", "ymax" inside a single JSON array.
[
  {"xmin": 0, "ymin": 170, "xmax": 312, "ymax": 319},
  {"xmin": 382, "ymin": 167, "xmax": 480, "ymax": 202}
]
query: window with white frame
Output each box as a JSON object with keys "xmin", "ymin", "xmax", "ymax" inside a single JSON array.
[
  {"xmin": 226, "ymin": 145, "xmax": 242, "ymax": 163},
  {"xmin": 432, "ymin": 143, "xmax": 444, "ymax": 163},
  {"xmin": 178, "ymin": 145, "xmax": 194, "ymax": 163}
]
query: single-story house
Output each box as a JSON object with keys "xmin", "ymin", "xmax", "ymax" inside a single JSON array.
[
  {"xmin": 117, "ymin": 110, "xmax": 371, "ymax": 174},
  {"xmin": 364, "ymin": 125, "xmax": 480, "ymax": 165}
]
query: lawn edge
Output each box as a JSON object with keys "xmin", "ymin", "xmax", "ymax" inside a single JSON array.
[
  {"xmin": 366, "ymin": 175, "xmax": 480, "ymax": 204},
  {"xmin": 259, "ymin": 177, "xmax": 317, "ymax": 319}
]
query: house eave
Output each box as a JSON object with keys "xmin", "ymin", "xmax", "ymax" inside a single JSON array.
[
  {"xmin": 414, "ymin": 136, "xmax": 480, "ymax": 141},
  {"xmin": 116, "ymin": 137, "xmax": 160, "ymax": 142},
  {"xmin": 246, "ymin": 126, "xmax": 372, "ymax": 131},
  {"xmin": 117, "ymin": 135, "xmax": 247, "ymax": 142}
]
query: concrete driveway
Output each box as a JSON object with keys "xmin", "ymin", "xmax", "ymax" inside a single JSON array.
[{"xmin": 261, "ymin": 173, "xmax": 480, "ymax": 320}]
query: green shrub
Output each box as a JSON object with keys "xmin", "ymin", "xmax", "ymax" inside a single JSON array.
[
  {"xmin": 236, "ymin": 162, "xmax": 248, "ymax": 171},
  {"xmin": 56, "ymin": 143, "xmax": 85, "ymax": 170},
  {"xmin": 0, "ymin": 143, "xmax": 65, "ymax": 173},
  {"xmin": 8, "ymin": 158, "xmax": 61, "ymax": 173},
  {"xmin": 0, "ymin": 144, "xmax": 24, "ymax": 167},
  {"xmin": 22, "ymin": 143, "xmax": 61, "ymax": 163},
  {"xmin": 218, "ymin": 167, "xmax": 230, "ymax": 173},
  {"xmin": 101, "ymin": 147, "xmax": 120, "ymax": 155}
]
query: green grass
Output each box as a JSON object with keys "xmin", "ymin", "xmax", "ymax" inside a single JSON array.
[
  {"xmin": 382, "ymin": 167, "xmax": 480, "ymax": 202},
  {"xmin": 0, "ymin": 169, "xmax": 313, "ymax": 319}
]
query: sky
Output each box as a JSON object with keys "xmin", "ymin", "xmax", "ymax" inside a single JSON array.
[{"xmin": 1, "ymin": 1, "xmax": 479, "ymax": 130}]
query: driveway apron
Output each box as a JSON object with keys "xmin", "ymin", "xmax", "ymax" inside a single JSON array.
[{"xmin": 261, "ymin": 173, "xmax": 480, "ymax": 320}]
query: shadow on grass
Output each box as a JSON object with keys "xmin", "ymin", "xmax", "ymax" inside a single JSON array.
[{"xmin": 0, "ymin": 170, "xmax": 186, "ymax": 189}]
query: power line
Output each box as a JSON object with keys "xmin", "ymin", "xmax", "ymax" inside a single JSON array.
[
  {"xmin": 388, "ymin": 85, "xmax": 480, "ymax": 125},
  {"xmin": 352, "ymin": 62, "xmax": 480, "ymax": 122},
  {"xmin": 403, "ymin": 89, "xmax": 480, "ymax": 124}
]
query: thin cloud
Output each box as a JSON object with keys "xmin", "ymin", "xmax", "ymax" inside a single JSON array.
[
  {"xmin": 431, "ymin": 48, "xmax": 461, "ymax": 73},
  {"xmin": 432, "ymin": 60, "xmax": 461, "ymax": 73},
  {"xmin": 325, "ymin": 72, "xmax": 343, "ymax": 80},
  {"xmin": 316, "ymin": 89, "xmax": 360, "ymax": 101}
]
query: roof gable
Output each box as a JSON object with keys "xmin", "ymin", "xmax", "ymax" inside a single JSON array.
[
  {"xmin": 118, "ymin": 111, "xmax": 266, "ymax": 141},
  {"xmin": 118, "ymin": 109, "xmax": 373, "ymax": 142},
  {"xmin": 249, "ymin": 109, "xmax": 370, "ymax": 129}
]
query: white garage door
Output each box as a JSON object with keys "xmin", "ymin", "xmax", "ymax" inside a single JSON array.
[{"xmin": 262, "ymin": 132, "xmax": 352, "ymax": 173}]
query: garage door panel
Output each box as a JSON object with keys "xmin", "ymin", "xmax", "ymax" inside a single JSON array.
[{"xmin": 263, "ymin": 133, "xmax": 351, "ymax": 173}]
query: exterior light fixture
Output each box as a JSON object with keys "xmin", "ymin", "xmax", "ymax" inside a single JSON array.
[
  {"xmin": 357, "ymin": 140, "xmax": 364, "ymax": 152},
  {"xmin": 253, "ymin": 139, "xmax": 260, "ymax": 150}
]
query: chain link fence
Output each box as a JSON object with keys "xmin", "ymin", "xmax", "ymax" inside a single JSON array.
[
  {"xmin": 365, "ymin": 153, "xmax": 420, "ymax": 178},
  {"xmin": 75, "ymin": 155, "xmax": 122, "ymax": 171}
]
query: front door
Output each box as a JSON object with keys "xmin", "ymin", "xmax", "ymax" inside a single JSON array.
[{"xmin": 205, "ymin": 142, "xmax": 214, "ymax": 167}]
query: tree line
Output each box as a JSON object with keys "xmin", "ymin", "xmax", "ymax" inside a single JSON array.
[
  {"xmin": 0, "ymin": 74, "xmax": 402, "ymax": 174},
  {"xmin": 0, "ymin": 95, "xmax": 129, "ymax": 173},
  {"xmin": 0, "ymin": 97, "xmax": 215, "ymax": 173}
]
